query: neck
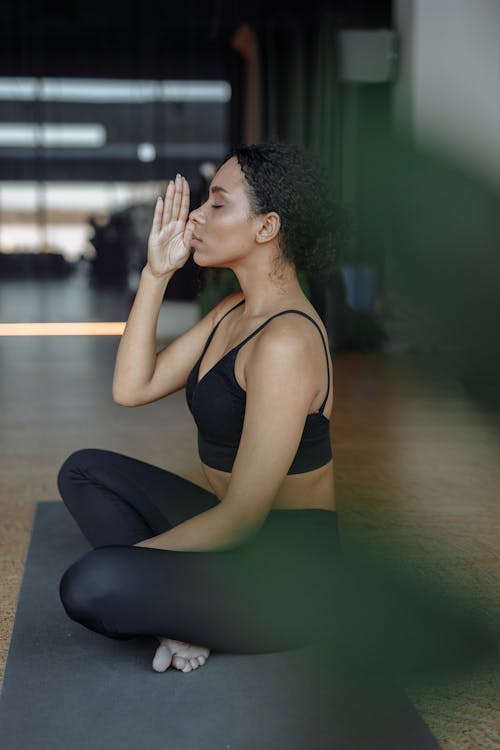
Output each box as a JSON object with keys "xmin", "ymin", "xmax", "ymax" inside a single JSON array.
[{"xmin": 230, "ymin": 256, "xmax": 305, "ymax": 318}]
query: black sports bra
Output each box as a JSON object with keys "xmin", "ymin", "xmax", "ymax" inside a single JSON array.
[{"xmin": 185, "ymin": 299, "xmax": 333, "ymax": 474}]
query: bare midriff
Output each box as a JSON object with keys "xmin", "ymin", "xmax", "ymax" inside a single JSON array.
[{"xmin": 201, "ymin": 458, "xmax": 336, "ymax": 511}]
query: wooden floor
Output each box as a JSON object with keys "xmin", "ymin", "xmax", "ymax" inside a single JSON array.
[{"xmin": 1, "ymin": 272, "xmax": 499, "ymax": 749}]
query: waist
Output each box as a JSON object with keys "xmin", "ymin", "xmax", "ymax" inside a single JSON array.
[{"xmin": 202, "ymin": 457, "xmax": 336, "ymax": 512}]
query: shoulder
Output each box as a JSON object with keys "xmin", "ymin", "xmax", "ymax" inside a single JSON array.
[
  {"xmin": 247, "ymin": 310, "xmax": 319, "ymax": 381},
  {"xmin": 256, "ymin": 308, "xmax": 325, "ymax": 360},
  {"xmin": 244, "ymin": 315, "xmax": 318, "ymax": 415},
  {"xmin": 246, "ymin": 308, "xmax": 329, "ymax": 392}
]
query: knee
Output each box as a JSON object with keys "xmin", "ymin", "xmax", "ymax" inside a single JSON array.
[
  {"xmin": 59, "ymin": 548, "xmax": 123, "ymax": 632},
  {"xmin": 57, "ymin": 448, "xmax": 102, "ymax": 498}
]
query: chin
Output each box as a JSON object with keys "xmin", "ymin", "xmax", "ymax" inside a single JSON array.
[
  {"xmin": 191, "ymin": 248, "xmax": 207, "ymax": 267},
  {"xmin": 192, "ymin": 246, "xmax": 234, "ymax": 271}
]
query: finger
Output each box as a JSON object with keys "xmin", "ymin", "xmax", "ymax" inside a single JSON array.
[
  {"xmin": 151, "ymin": 196, "xmax": 163, "ymax": 235},
  {"xmin": 161, "ymin": 180, "xmax": 175, "ymax": 229},
  {"xmin": 171, "ymin": 173, "xmax": 183, "ymax": 223},
  {"xmin": 178, "ymin": 176, "xmax": 191, "ymax": 225}
]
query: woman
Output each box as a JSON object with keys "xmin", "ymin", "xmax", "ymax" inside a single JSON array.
[{"xmin": 58, "ymin": 142, "xmax": 340, "ymax": 675}]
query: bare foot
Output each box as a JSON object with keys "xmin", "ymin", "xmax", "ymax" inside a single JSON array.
[{"xmin": 152, "ymin": 636, "xmax": 210, "ymax": 673}]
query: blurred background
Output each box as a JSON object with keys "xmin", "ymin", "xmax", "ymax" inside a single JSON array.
[
  {"xmin": 1, "ymin": 0, "xmax": 499, "ymax": 388},
  {"xmin": 1, "ymin": 2, "xmax": 499, "ymax": 748}
]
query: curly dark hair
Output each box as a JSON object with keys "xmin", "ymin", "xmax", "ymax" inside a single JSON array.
[{"xmin": 217, "ymin": 141, "xmax": 341, "ymax": 277}]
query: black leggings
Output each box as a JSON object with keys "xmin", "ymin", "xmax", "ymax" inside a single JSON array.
[{"xmin": 58, "ymin": 449, "xmax": 340, "ymax": 654}]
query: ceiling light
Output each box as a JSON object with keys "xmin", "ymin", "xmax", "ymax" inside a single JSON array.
[{"xmin": 0, "ymin": 124, "xmax": 106, "ymax": 148}]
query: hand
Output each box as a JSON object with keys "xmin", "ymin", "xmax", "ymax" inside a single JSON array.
[{"xmin": 146, "ymin": 173, "xmax": 195, "ymax": 277}]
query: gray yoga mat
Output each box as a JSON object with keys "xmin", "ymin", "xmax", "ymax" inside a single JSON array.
[{"xmin": 0, "ymin": 501, "xmax": 442, "ymax": 750}]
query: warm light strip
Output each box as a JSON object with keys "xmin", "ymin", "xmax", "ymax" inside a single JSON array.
[{"xmin": 0, "ymin": 322, "xmax": 126, "ymax": 336}]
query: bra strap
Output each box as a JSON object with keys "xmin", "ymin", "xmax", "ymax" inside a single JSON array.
[
  {"xmin": 200, "ymin": 298, "xmax": 245, "ymax": 359},
  {"xmin": 218, "ymin": 298, "xmax": 245, "ymax": 324},
  {"xmin": 237, "ymin": 309, "xmax": 331, "ymax": 411}
]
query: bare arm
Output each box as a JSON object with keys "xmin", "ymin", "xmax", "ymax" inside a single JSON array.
[
  {"xmin": 112, "ymin": 172, "xmax": 211, "ymax": 406},
  {"xmin": 112, "ymin": 265, "xmax": 174, "ymax": 405},
  {"xmin": 133, "ymin": 501, "xmax": 254, "ymax": 552}
]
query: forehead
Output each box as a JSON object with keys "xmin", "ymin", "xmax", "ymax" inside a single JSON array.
[{"xmin": 212, "ymin": 157, "xmax": 245, "ymax": 194}]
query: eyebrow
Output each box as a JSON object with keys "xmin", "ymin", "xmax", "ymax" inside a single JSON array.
[{"xmin": 209, "ymin": 185, "xmax": 230, "ymax": 195}]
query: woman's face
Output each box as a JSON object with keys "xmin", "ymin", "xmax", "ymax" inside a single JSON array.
[{"xmin": 189, "ymin": 156, "xmax": 258, "ymax": 267}]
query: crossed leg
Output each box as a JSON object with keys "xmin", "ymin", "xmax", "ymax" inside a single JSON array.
[
  {"xmin": 57, "ymin": 449, "xmax": 312, "ymax": 671},
  {"xmin": 58, "ymin": 448, "xmax": 224, "ymax": 672}
]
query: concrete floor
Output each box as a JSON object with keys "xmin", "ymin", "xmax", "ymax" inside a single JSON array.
[{"xmin": 0, "ymin": 268, "xmax": 499, "ymax": 749}]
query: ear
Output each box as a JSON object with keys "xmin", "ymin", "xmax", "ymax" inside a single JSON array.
[{"xmin": 255, "ymin": 212, "xmax": 281, "ymax": 244}]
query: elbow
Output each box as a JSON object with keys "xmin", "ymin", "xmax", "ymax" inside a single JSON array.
[{"xmin": 112, "ymin": 384, "xmax": 141, "ymax": 407}]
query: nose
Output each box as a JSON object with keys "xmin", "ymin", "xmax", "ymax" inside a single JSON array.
[{"xmin": 189, "ymin": 203, "xmax": 206, "ymax": 226}]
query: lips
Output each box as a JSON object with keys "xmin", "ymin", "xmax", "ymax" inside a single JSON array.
[{"xmin": 191, "ymin": 234, "xmax": 202, "ymax": 242}]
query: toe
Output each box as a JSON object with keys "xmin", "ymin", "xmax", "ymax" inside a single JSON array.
[
  {"xmin": 152, "ymin": 643, "xmax": 172, "ymax": 673},
  {"xmin": 173, "ymin": 655, "xmax": 186, "ymax": 670}
]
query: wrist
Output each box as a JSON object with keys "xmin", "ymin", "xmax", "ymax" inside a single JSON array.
[{"xmin": 142, "ymin": 264, "xmax": 175, "ymax": 284}]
